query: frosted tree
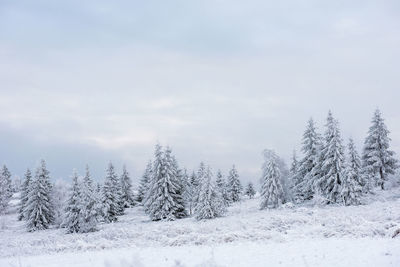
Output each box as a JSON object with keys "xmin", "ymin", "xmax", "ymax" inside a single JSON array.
[
  {"xmin": 181, "ymin": 168, "xmax": 191, "ymax": 208},
  {"xmin": 79, "ymin": 165, "xmax": 98, "ymax": 233},
  {"xmin": 146, "ymin": 145, "xmax": 186, "ymax": 221},
  {"xmin": 137, "ymin": 160, "xmax": 152, "ymax": 204},
  {"xmin": 289, "ymin": 150, "xmax": 299, "ymax": 178},
  {"xmin": 186, "ymin": 171, "xmax": 199, "ymax": 215},
  {"xmin": 94, "ymin": 183, "xmax": 104, "ymax": 222},
  {"xmin": 227, "ymin": 165, "xmax": 242, "ymax": 203},
  {"xmin": 362, "ymin": 109, "xmax": 398, "ymax": 190},
  {"xmin": 120, "ymin": 165, "xmax": 135, "ymax": 208},
  {"xmin": 25, "ymin": 160, "xmax": 55, "ymax": 231},
  {"xmin": 64, "ymin": 170, "xmax": 81, "ymax": 233},
  {"xmin": 341, "ymin": 139, "xmax": 363, "ymax": 205},
  {"xmin": 194, "ymin": 166, "xmax": 226, "ymax": 220},
  {"xmin": 262, "ymin": 149, "xmax": 292, "ymax": 203},
  {"xmin": 18, "ymin": 169, "xmax": 32, "ymax": 221},
  {"xmin": 0, "ymin": 165, "xmax": 12, "ymax": 214},
  {"xmin": 215, "ymin": 170, "xmax": 229, "ymax": 206},
  {"xmin": 102, "ymin": 162, "xmax": 120, "ymax": 223},
  {"xmin": 316, "ymin": 111, "xmax": 345, "ymax": 204},
  {"xmin": 52, "ymin": 179, "xmax": 69, "ymax": 228},
  {"xmin": 295, "ymin": 118, "xmax": 321, "ymax": 201},
  {"xmin": 171, "ymin": 155, "xmax": 187, "ymax": 219},
  {"xmin": 260, "ymin": 152, "xmax": 284, "ymax": 209},
  {"xmin": 245, "ymin": 182, "xmax": 256, "ymax": 199}
]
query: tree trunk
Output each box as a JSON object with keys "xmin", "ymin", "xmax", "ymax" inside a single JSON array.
[{"xmin": 379, "ymin": 167, "xmax": 384, "ymax": 190}]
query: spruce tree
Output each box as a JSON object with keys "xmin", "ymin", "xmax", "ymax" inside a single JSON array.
[
  {"xmin": 341, "ymin": 139, "xmax": 362, "ymax": 205},
  {"xmin": 102, "ymin": 162, "xmax": 119, "ymax": 223},
  {"xmin": 146, "ymin": 145, "xmax": 186, "ymax": 221},
  {"xmin": 362, "ymin": 109, "xmax": 398, "ymax": 190},
  {"xmin": 18, "ymin": 169, "xmax": 32, "ymax": 221},
  {"xmin": 64, "ymin": 170, "xmax": 81, "ymax": 233},
  {"xmin": 227, "ymin": 165, "xmax": 242, "ymax": 203},
  {"xmin": 194, "ymin": 166, "xmax": 226, "ymax": 220},
  {"xmin": 25, "ymin": 160, "xmax": 55, "ymax": 231},
  {"xmin": 186, "ymin": 171, "xmax": 199, "ymax": 215},
  {"xmin": 0, "ymin": 165, "xmax": 12, "ymax": 214},
  {"xmin": 215, "ymin": 170, "xmax": 229, "ymax": 206},
  {"xmin": 295, "ymin": 118, "xmax": 321, "ymax": 201},
  {"xmin": 94, "ymin": 183, "xmax": 104, "ymax": 222},
  {"xmin": 137, "ymin": 160, "xmax": 152, "ymax": 204},
  {"xmin": 79, "ymin": 165, "xmax": 98, "ymax": 233},
  {"xmin": 120, "ymin": 165, "xmax": 135, "ymax": 208},
  {"xmin": 316, "ymin": 111, "xmax": 346, "ymax": 204},
  {"xmin": 245, "ymin": 182, "xmax": 256, "ymax": 199},
  {"xmin": 171, "ymin": 155, "xmax": 187, "ymax": 219},
  {"xmin": 289, "ymin": 150, "xmax": 298, "ymax": 188},
  {"xmin": 260, "ymin": 152, "xmax": 284, "ymax": 209}
]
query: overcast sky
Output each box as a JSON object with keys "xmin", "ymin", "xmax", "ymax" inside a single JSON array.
[{"xmin": 1, "ymin": 0, "xmax": 399, "ymax": 185}]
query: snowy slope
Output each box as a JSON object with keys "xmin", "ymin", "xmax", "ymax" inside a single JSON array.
[{"xmin": 0, "ymin": 187, "xmax": 400, "ymax": 266}]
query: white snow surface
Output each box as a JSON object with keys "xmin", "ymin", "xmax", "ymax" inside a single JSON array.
[{"xmin": 1, "ymin": 187, "xmax": 400, "ymax": 266}]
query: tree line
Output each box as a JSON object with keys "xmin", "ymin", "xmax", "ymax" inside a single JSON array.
[
  {"xmin": 260, "ymin": 109, "xmax": 398, "ymax": 208},
  {"xmin": 0, "ymin": 108, "xmax": 398, "ymax": 234}
]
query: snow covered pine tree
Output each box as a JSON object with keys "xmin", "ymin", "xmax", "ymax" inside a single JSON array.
[
  {"xmin": 245, "ymin": 182, "xmax": 256, "ymax": 199},
  {"xmin": 0, "ymin": 165, "xmax": 12, "ymax": 214},
  {"xmin": 137, "ymin": 160, "xmax": 152, "ymax": 204},
  {"xmin": 145, "ymin": 144, "xmax": 186, "ymax": 221},
  {"xmin": 362, "ymin": 109, "xmax": 398, "ymax": 190},
  {"xmin": 25, "ymin": 160, "xmax": 55, "ymax": 231},
  {"xmin": 260, "ymin": 151, "xmax": 285, "ymax": 209},
  {"xmin": 18, "ymin": 169, "xmax": 32, "ymax": 220},
  {"xmin": 64, "ymin": 170, "xmax": 81, "ymax": 233},
  {"xmin": 120, "ymin": 165, "xmax": 135, "ymax": 208},
  {"xmin": 195, "ymin": 166, "xmax": 226, "ymax": 220},
  {"xmin": 102, "ymin": 162, "xmax": 120, "ymax": 223},
  {"xmin": 341, "ymin": 138, "xmax": 363, "ymax": 205},
  {"xmin": 79, "ymin": 166, "xmax": 98, "ymax": 233},
  {"xmin": 294, "ymin": 118, "xmax": 321, "ymax": 202},
  {"xmin": 215, "ymin": 170, "xmax": 230, "ymax": 206},
  {"xmin": 227, "ymin": 165, "xmax": 242, "ymax": 203}
]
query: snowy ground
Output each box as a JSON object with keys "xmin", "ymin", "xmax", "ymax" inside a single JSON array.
[{"xmin": 1, "ymin": 187, "xmax": 400, "ymax": 267}]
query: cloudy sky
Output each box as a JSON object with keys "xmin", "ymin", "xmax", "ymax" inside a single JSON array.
[{"xmin": 1, "ymin": 0, "xmax": 399, "ymax": 185}]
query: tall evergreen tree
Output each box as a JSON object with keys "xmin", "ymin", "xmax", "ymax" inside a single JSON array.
[
  {"xmin": 25, "ymin": 160, "xmax": 55, "ymax": 231},
  {"xmin": 194, "ymin": 166, "xmax": 226, "ymax": 220},
  {"xmin": 94, "ymin": 183, "xmax": 104, "ymax": 222},
  {"xmin": 120, "ymin": 165, "xmax": 135, "ymax": 208},
  {"xmin": 362, "ymin": 109, "xmax": 398, "ymax": 190},
  {"xmin": 64, "ymin": 170, "xmax": 81, "ymax": 233},
  {"xmin": 341, "ymin": 139, "xmax": 363, "ymax": 206},
  {"xmin": 0, "ymin": 165, "xmax": 12, "ymax": 214},
  {"xmin": 316, "ymin": 111, "xmax": 346, "ymax": 204},
  {"xmin": 295, "ymin": 118, "xmax": 321, "ymax": 201},
  {"xmin": 171, "ymin": 155, "xmax": 187, "ymax": 219},
  {"xmin": 227, "ymin": 165, "xmax": 242, "ymax": 203},
  {"xmin": 260, "ymin": 152, "xmax": 284, "ymax": 209},
  {"xmin": 289, "ymin": 150, "xmax": 298, "ymax": 186},
  {"xmin": 18, "ymin": 169, "xmax": 32, "ymax": 221},
  {"xmin": 102, "ymin": 162, "xmax": 120, "ymax": 223},
  {"xmin": 137, "ymin": 160, "xmax": 152, "ymax": 204},
  {"xmin": 146, "ymin": 145, "xmax": 186, "ymax": 221},
  {"xmin": 215, "ymin": 170, "xmax": 229, "ymax": 206},
  {"xmin": 186, "ymin": 171, "xmax": 199, "ymax": 215},
  {"xmin": 79, "ymin": 165, "xmax": 98, "ymax": 233},
  {"xmin": 245, "ymin": 182, "xmax": 256, "ymax": 199}
]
